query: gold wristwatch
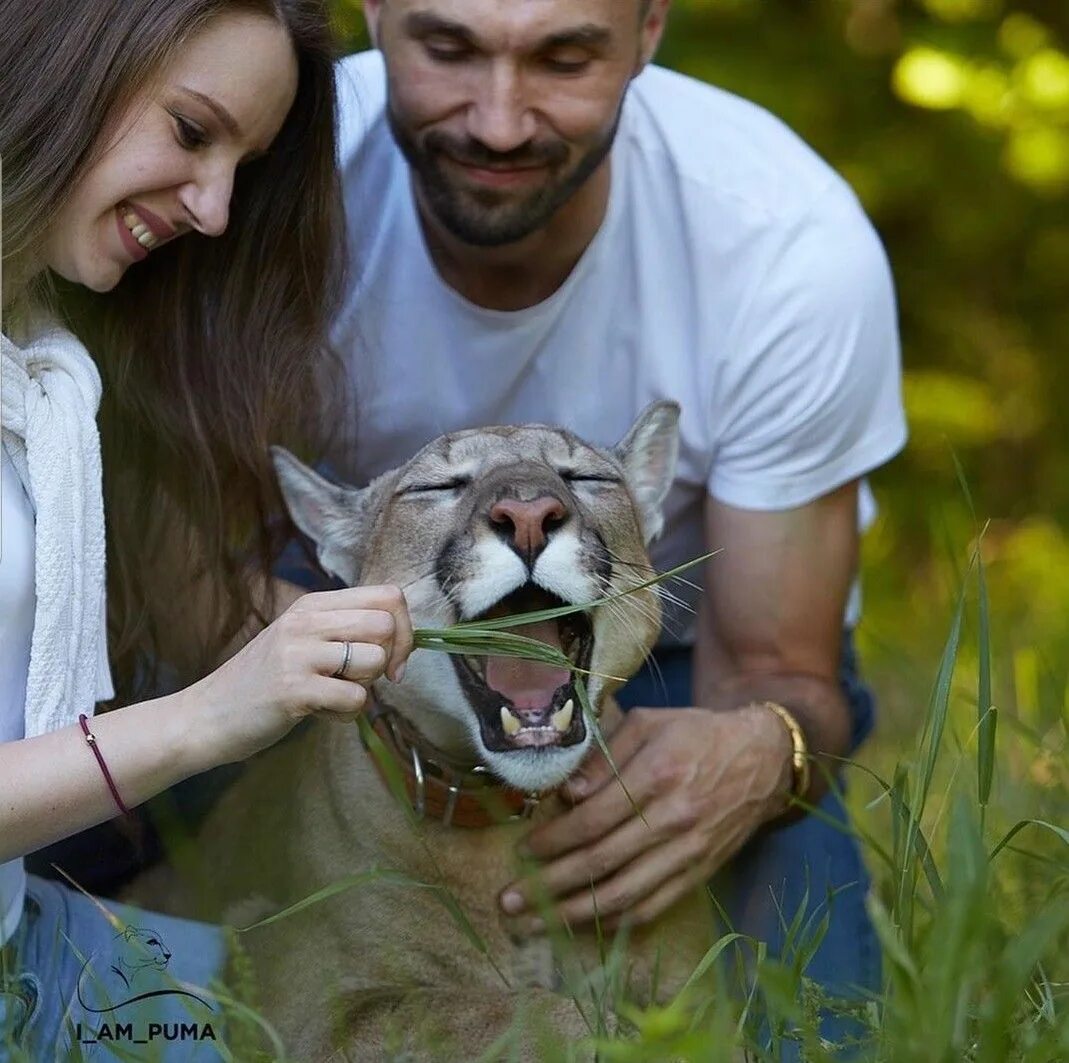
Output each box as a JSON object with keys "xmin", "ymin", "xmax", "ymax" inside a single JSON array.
[{"xmin": 757, "ymin": 701, "xmax": 811, "ymax": 801}]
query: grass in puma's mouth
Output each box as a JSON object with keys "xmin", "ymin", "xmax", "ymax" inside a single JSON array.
[
  {"xmin": 406, "ymin": 552, "xmax": 717, "ymax": 805},
  {"xmin": 410, "ymin": 551, "xmax": 717, "ymax": 684}
]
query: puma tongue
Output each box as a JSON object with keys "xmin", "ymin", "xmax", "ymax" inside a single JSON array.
[{"xmin": 484, "ymin": 619, "xmax": 570, "ymax": 711}]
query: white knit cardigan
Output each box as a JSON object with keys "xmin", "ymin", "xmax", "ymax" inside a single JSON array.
[{"xmin": 1, "ymin": 325, "xmax": 114, "ymax": 737}]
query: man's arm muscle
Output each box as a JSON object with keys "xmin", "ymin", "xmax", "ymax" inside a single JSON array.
[{"xmin": 695, "ymin": 480, "xmax": 860, "ymax": 799}]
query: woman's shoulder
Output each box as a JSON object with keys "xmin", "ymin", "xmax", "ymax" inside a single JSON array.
[{"xmin": 3, "ymin": 323, "xmax": 103, "ymax": 415}]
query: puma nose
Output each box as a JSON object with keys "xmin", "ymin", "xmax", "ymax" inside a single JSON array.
[{"xmin": 489, "ymin": 495, "xmax": 568, "ymax": 560}]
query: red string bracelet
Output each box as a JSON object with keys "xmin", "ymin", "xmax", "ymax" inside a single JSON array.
[{"xmin": 78, "ymin": 713, "xmax": 131, "ymax": 817}]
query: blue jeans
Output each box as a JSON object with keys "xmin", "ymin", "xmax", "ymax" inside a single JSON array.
[
  {"xmin": 616, "ymin": 641, "xmax": 881, "ymax": 1056},
  {"xmin": 0, "ymin": 876, "xmax": 225, "ymax": 1061}
]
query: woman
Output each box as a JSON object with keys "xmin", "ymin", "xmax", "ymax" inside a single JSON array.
[{"xmin": 0, "ymin": 0, "xmax": 411, "ymax": 1056}]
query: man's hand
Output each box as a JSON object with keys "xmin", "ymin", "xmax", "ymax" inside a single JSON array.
[{"xmin": 499, "ymin": 703, "xmax": 792, "ymax": 930}]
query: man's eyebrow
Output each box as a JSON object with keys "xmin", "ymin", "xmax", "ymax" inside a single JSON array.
[
  {"xmin": 402, "ymin": 13, "xmax": 611, "ymax": 52},
  {"xmin": 403, "ymin": 11, "xmax": 477, "ymax": 43},
  {"xmin": 540, "ymin": 25, "xmax": 612, "ymax": 50}
]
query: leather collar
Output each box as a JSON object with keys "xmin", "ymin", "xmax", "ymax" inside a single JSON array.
[{"xmin": 360, "ymin": 702, "xmax": 544, "ymax": 828}]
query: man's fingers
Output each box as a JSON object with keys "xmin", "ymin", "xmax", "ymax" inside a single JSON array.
[
  {"xmin": 548, "ymin": 832, "xmax": 706, "ymax": 928},
  {"xmin": 560, "ymin": 713, "xmax": 650, "ymax": 802},
  {"xmin": 523, "ymin": 759, "xmax": 657, "ymax": 861},
  {"xmin": 602, "ymin": 862, "xmax": 709, "ymax": 932},
  {"xmin": 502, "ymin": 803, "xmax": 673, "ymax": 913}
]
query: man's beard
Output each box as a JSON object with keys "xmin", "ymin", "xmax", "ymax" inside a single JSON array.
[{"xmin": 387, "ymin": 107, "xmax": 621, "ymax": 248}]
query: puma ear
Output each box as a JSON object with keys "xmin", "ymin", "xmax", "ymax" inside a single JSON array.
[
  {"xmin": 271, "ymin": 446, "xmax": 368, "ymax": 585},
  {"xmin": 613, "ymin": 400, "xmax": 680, "ymax": 543}
]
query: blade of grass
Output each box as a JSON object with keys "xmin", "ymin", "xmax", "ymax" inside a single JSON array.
[
  {"xmin": 952, "ymin": 455, "xmax": 998, "ymax": 832},
  {"xmin": 237, "ymin": 866, "xmax": 494, "ymax": 967},
  {"xmin": 976, "ymin": 543, "xmax": 996, "ymax": 823},
  {"xmin": 413, "ymin": 628, "xmax": 626, "ymax": 683},
  {"xmin": 888, "ymin": 771, "xmax": 945, "ymax": 903},
  {"xmin": 677, "ymin": 932, "xmax": 748, "ymax": 998},
  {"xmin": 914, "ymin": 559, "xmax": 970, "ymax": 812},
  {"xmin": 989, "ymin": 819, "xmax": 1069, "ymax": 861},
  {"xmin": 900, "ymin": 558, "xmax": 970, "ymax": 931},
  {"xmin": 574, "ymin": 677, "xmax": 647, "ymax": 827},
  {"xmin": 951, "ymin": 448, "xmax": 978, "ymax": 525},
  {"xmin": 356, "ymin": 714, "xmax": 420, "ymax": 825},
  {"xmin": 235, "ymin": 867, "xmax": 418, "ymax": 931}
]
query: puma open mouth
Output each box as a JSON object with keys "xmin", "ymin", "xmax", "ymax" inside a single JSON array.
[{"xmin": 450, "ymin": 585, "xmax": 594, "ymax": 754}]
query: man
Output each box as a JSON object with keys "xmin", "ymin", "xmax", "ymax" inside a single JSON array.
[{"xmin": 329, "ymin": 0, "xmax": 906, "ymax": 1040}]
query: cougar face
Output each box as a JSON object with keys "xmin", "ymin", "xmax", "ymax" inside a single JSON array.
[{"xmin": 273, "ymin": 401, "xmax": 679, "ymax": 792}]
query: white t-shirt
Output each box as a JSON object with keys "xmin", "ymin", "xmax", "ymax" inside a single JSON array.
[
  {"xmin": 330, "ymin": 53, "xmax": 908, "ymax": 641},
  {"xmin": 0, "ymin": 445, "xmax": 34, "ymax": 946}
]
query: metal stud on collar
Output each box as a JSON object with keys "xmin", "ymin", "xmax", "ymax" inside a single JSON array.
[
  {"xmin": 443, "ymin": 781, "xmax": 461, "ymax": 827},
  {"xmin": 410, "ymin": 745, "xmax": 427, "ymax": 819}
]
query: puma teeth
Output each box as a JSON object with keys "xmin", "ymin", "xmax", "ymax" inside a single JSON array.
[
  {"xmin": 551, "ymin": 699, "xmax": 574, "ymax": 733},
  {"xmin": 500, "ymin": 706, "xmax": 522, "ymax": 737},
  {"xmin": 500, "ymin": 700, "xmax": 573, "ymax": 737}
]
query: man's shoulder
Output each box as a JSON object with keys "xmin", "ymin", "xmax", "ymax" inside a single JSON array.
[
  {"xmin": 337, "ymin": 48, "xmax": 385, "ymax": 93},
  {"xmin": 625, "ymin": 66, "xmax": 851, "ymax": 225},
  {"xmin": 335, "ymin": 50, "xmax": 388, "ymax": 159}
]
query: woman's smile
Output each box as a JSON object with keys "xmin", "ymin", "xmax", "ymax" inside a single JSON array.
[{"xmin": 114, "ymin": 201, "xmax": 179, "ymax": 261}]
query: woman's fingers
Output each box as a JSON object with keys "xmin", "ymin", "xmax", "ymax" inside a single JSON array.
[
  {"xmin": 290, "ymin": 586, "xmax": 414, "ymax": 682},
  {"xmin": 310, "ymin": 608, "xmax": 397, "ymax": 646},
  {"xmin": 380, "ymin": 588, "xmax": 414, "ymax": 683},
  {"xmin": 317, "ymin": 639, "xmax": 388, "ymax": 682},
  {"xmin": 291, "ymin": 584, "xmax": 408, "ymax": 616},
  {"xmin": 307, "ymin": 676, "xmax": 371, "ymax": 718}
]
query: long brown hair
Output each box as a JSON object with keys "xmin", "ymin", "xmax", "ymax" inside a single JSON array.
[{"xmin": 1, "ymin": 0, "xmax": 345, "ymax": 699}]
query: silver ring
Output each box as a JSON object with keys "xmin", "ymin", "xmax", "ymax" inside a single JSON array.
[{"xmin": 332, "ymin": 640, "xmax": 353, "ymax": 680}]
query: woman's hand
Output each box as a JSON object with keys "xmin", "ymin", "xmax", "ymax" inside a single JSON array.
[
  {"xmin": 179, "ymin": 585, "xmax": 414, "ymax": 763},
  {"xmin": 0, "ymin": 585, "xmax": 413, "ymax": 863}
]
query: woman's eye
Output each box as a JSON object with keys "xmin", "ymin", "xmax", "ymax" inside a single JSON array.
[{"xmin": 173, "ymin": 114, "xmax": 209, "ymax": 150}]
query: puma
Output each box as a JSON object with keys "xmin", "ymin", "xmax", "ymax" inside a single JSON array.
[{"xmin": 133, "ymin": 401, "xmax": 716, "ymax": 1060}]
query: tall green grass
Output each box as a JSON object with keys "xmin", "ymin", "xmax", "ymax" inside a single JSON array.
[
  {"xmin": 3, "ymin": 547, "xmax": 1065, "ymax": 1061},
  {"xmin": 237, "ymin": 539, "xmax": 1066, "ymax": 1059}
]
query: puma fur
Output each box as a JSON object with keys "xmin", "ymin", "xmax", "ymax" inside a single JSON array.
[{"xmin": 131, "ymin": 402, "xmax": 716, "ymax": 1060}]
